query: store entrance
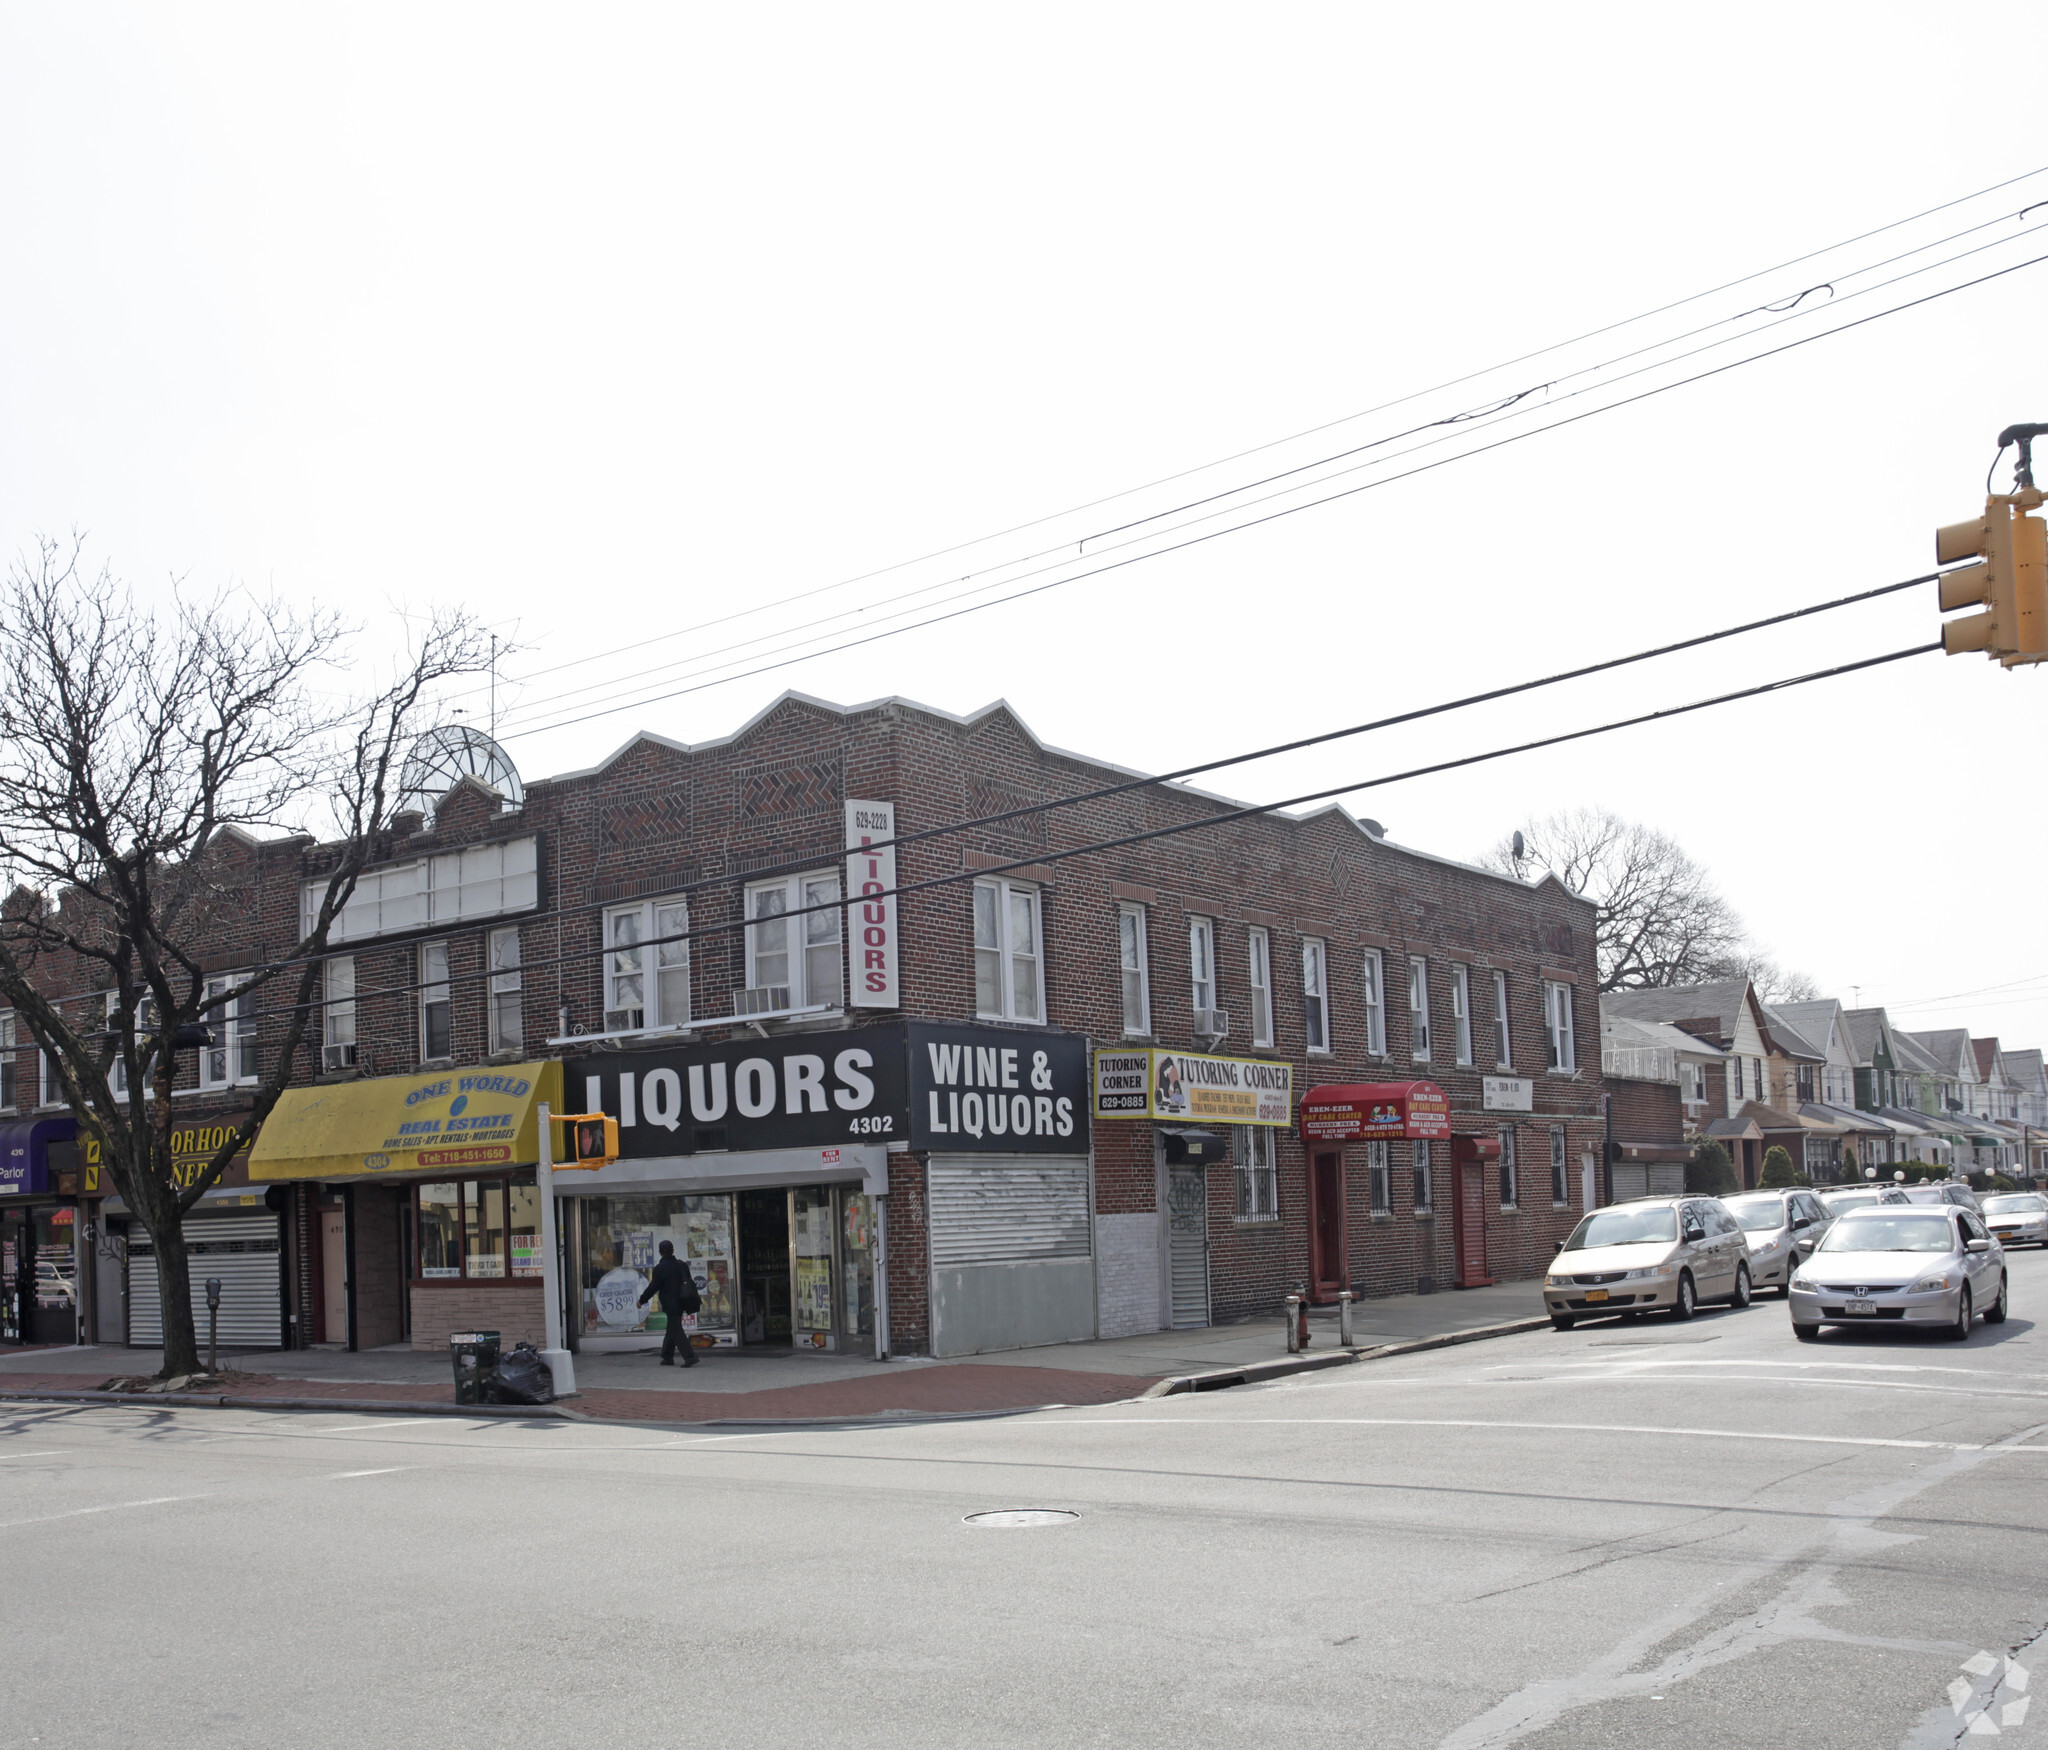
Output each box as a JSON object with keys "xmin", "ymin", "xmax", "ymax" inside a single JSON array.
[
  {"xmin": 739, "ymin": 1188, "xmax": 791, "ymax": 1346},
  {"xmin": 5, "ymin": 1207, "xmax": 80, "ymax": 1345}
]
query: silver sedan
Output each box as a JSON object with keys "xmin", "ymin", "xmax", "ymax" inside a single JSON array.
[
  {"xmin": 1982, "ymin": 1192, "xmax": 2048, "ymax": 1249},
  {"xmin": 1789, "ymin": 1206, "xmax": 2007, "ymax": 1341}
]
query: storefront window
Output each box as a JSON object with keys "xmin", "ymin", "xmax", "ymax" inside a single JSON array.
[
  {"xmin": 415, "ymin": 1177, "xmax": 537, "ymax": 1280},
  {"xmin": 580, "ymin": 1194, "xmax": 738, "ymax": 1340},
  {"xmin": 792, "ymin": 1187, "xmax": 834, "ymax": 1340}
]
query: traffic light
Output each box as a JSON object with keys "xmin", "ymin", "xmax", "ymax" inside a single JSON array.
[
  {"xmin": 551, "ymin": 1111, "xmax": 619, "ymax": 1170},
  {"xmin": 1940, "ymin": 427, "xmax": 2048, "ymax": 666}
]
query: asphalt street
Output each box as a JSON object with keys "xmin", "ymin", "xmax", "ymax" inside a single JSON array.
[{"xmin": 6, "ymin": 1250, "xmax": 2048, "ymax": 1750}]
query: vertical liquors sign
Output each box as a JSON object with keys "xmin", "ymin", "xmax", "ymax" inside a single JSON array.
[{"xmin": 846, "ymin": 799, "xmax": 899, "ymax": 1008}]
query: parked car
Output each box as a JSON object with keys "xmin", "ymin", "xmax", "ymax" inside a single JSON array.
[
  {"xmin": 1981, "ymin": 1192, "xmax": 2048, "ymax": 1249},
  {"xmin": 1901, "ymin": 1182, "xmax": 1984, "ymax": 1214},
  {"xmin": 1544, "ymin": 1195, "xmax": 1753, "ymax": 1330},
  {"xmin": 1722, "ymin": 1189, "xmax": 1835, "ymax": 1296},
  {"xmin": 1816, "ymin": 1186, "xmax": 1909, "ymax": 1217},
  {"xmin": 1789, "ymin": 1205, "xmax": 2007, "ymax": 1341}
]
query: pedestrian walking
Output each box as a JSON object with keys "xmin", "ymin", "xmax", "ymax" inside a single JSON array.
[{"xmin": 638, "ymin": 1240, "xmax": 702, "ymax": 1366}]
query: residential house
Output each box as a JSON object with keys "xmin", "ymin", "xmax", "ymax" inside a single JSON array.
[{"xmin": 1602, "ymin": 980, "xmax": 1776, "ymax": 1185}]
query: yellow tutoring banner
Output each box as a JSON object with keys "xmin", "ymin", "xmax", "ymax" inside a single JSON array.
[{"xmin": 250, "ymin": 1062, "xmax": 562, "ymax": 1181}]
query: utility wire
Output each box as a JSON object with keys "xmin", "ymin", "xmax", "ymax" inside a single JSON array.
[
  {"xmin": 181, "ymin": 641, "xmax": 1942, "ymax": 1026},
  {"xmin": 497, "ymin": 249, "xmax": 2046, "ymax": 745},
  {"xmin": 441, "ymin": 163, "xmax": 2048, "ymax": 719}
]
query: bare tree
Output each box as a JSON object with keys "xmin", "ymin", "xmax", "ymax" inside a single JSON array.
[
  {"xmin": 1481, "ymin": 808, "xmax": 1746, "ymax": 993},
  {"xmin": 0, "ymin": 538, "xmax": 488, "ymax": 1376},
  {"xmin": 1703, "ymin": 949, "xmax": 1820, "ymax": 1005}
]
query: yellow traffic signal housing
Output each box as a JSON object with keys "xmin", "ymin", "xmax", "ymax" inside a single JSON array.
[
  {"xmin": 1938, "ymin": 489, "xmax": 2048, "ymax": 664},
  {"xmin": 550, "ymin": 1112, "xmax": 619, "ymax": 1170}
]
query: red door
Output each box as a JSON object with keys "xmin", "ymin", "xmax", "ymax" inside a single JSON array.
[
  {"xmin": 1310, "ymin": 1150, "xmax": 1347, "ymax": 1300},
  {"xmin": 1458, "ymin": 1165, "xmax": 1490, "ymax": 1286}
]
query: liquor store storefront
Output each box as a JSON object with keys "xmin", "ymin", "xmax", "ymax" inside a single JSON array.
[
  {"xmin": 568, "ymin": 1021, "xmax": 1094, "ymax": 1359},
  {"xmin": 252, "ymin": 1062, "xmax": 563, "ymax": 1352}
]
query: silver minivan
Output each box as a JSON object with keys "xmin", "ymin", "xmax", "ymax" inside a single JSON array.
[
  {"xmin": 1544, "ymin": 1195, "xmax": 1754, "ymax": 1330},
  {"xmin": 1722, "ymin": 1188, "xmax": 1834, "ymax": 1296}
]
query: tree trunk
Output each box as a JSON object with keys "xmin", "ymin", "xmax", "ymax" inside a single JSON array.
[{"xmin": 150, "ymin": 1211, "xmax": 202, "ymax": 1376}]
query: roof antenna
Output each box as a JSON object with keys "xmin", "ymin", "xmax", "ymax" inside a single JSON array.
[{"xmin": 1511, "ymin": 829, "xmax": 1526, "ymax": 868}]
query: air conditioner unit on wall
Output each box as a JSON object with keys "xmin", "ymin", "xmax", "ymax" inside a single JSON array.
[
  {"xmin": 603, "ymin": 1007, "xmax": 645, "ymax": 1034},
  {"xmin": 321, "ymin": 1042, "xmax": 357, "ymax": 1073},
  {"xmin": 733, "ymin": 985, "xmax": 792, "ymax": 1018},
  {"xmin": 1193, "ymin": 1008, "xmax": 1230, "ymax": 1041}
]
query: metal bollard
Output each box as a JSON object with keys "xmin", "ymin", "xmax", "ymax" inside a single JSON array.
[
  {"xmin": 1284, "ymin": 1294, "xmax": 1304, "ymax": 1354},
  {"xmin": 1338, "ymin": 1290, "xmax": 1355, "ymax": 1348}
]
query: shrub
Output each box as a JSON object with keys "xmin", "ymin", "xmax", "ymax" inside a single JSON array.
[
  {"xmin": 1687, "ymin": 1140, "xmax": 1738, "ymax": 1195},
  {"xmin": 1987, "ymin": 1173, "xmax": 2019, "ymax": 1192},
  {"xmin": 1759, "ymin": 1145, "xmax": 1805, "ymax": 1187}
]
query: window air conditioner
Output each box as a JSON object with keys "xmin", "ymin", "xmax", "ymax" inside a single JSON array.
[
  {"xmin": 1193, "ymin": 1007, "xmax": 1230, "ymax": 1040},
  {"xmin": 603, "ymin": 1007, "xmax": 646, "ymax": 1034},
  {"xmin": 733, "ymin": 985, "xmax": 791, "ymax": 1018},
  {"xmin": 321, "ymin": 1042, "xmax": 357, "ymax": 1073}
]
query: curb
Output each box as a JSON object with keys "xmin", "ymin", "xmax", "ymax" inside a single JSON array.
[
  {"xmin": 1138, "ymin": 1314, "xmax": 1551, "ymax": 1397},
  {"xmin": 0, "ymin": 1389, "xmax": 576, "ymax": 1421}
]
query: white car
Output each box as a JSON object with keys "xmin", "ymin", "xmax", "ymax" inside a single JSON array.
[
  {"xmin": 1789, "ymin": 1205, "xmax": 2007, "ymax": 1341},
  {"xmin": 1982, "ymin": 1192, "xmax": 2048, "ymax": 1249}
]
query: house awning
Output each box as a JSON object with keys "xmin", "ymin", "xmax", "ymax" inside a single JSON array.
[
  {"xmin": 250, "ymin": 1062, "xmax": 563, "ymax": 1182},
  {"xmin": 0, "ymin": 1117, "xmax": 78, "ymax": 1196},
  {"xmin": 1300, "ymin": 1081, "xmax": 1450, "ymax": 1142}
]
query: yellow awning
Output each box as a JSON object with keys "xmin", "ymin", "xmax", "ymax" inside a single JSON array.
[{"xmin": 251, "ymin": 1062, "xmax": 563, "ymax": 1182}]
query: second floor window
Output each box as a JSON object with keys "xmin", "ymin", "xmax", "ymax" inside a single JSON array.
[
  {"xmin": 107, "ymin": 991, "xmax": 158, "ymax": 1099},
  {"xmin": 607, "ymin": 898, "xmax": 691, "ymax": 1032},
  {"xmin": 1247, "ymin": 927, "xmax": 1273, "ymax": 1047},
  {"xmin": 747, "ymin": 876, "xmax": 841, "ymax": 1010},
  {"xmin": 1189, "ymin": 916, "xmax": 1215, "ymax": 1017},
  {"xmin": 1544, "ymin": 981, "xmax": 1576, "ymax": 1072},
  {"xmin": 323, "ymin": 958, "xmax": 357, "ymax": 1070},
  {"xmin": 420, "ymin": 943, "xmax": 452, "ymax": 1061},
  {"xmin": 1409, "ymin": 957, "xmax": 1430, "ymax": 1062},
  {"xmin": 1492, "ymin": 969, "xmax": 1511, "ymax": 1067},
  {"xmin": 1451, "ymin": 965, "xmax": 1472, "ymax": 1066},
  {"xmin": 975, "ymin": 878, "xmax": 1043, "ymax": 1023},
  {"xmin": 1361, "ymin": 949, "xmax": 1386, "ymax": 1055},
  {"xmin": 1118, "ymin": 904, "xmax": 1150, "ymax": 1035},
  {"xmin": 0, "ymin": 1012, "xmax": 15, "ymax": 1110},
  {"xmin": 488, "ymin": 928, "xmax": 523, "ymax": 1055},
  {"xmin": 201, "ymin": 974, "xmax": 258, "ymax": 1089},
  {"xmin": 1302, "ymin": 938, "xmax": 1329, "ymax": 1053}
]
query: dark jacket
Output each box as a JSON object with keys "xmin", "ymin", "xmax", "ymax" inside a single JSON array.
[{"xmin": 640, "ymin": 1255, "xmax": 690, "ymax": 1314}]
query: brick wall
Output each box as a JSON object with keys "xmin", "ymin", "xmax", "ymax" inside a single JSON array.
[
  {"xmin": 409, "ymin": 1283, "xmax": 545, "ymax": 1352},
  {"xmin": 882, "ymin": 1155, "xmax": 929, "ymax": 1355},
  {"xmin": 1608, "ymin": 1076, "xmax": 1682, "ymax": 1144}
]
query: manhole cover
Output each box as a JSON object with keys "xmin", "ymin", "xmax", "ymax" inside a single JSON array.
[{"xmin": 964, "ymin": 1509, "xmax": 1079, "ymax": 1528}]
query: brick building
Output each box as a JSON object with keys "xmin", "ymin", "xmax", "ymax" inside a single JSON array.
[{"xmin": 3, "ymin": 691, "xmax": 1606, "ymax": 1360}]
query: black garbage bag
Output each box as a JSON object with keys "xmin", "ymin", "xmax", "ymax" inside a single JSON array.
[{"xmin": 487, "ymin": 1341, "xmax": 556, "ymax": 1405}]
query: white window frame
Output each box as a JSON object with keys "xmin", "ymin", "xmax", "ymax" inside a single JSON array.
[
  {"xmin": 1246, "ymin": 927, "xmax": 1273, "ymax": 1048},
  {"xmin": 322, "ymin": 956, "xmax": 357, "ymax": 1069},
  {"xmin": 488, "ymin": 928, "xmax": 523, "ymax": 1055},
  {"xmin": 306, "ymin": 835, "xmax": 539, "ymax": 946},
  {"xmin": 604, "ymin": 895, "xmax": 692, "ymax": 1033},
  {"xmin": 1118, "ymin": 904, "xmax": 1151, "ymax": 1036},
  {"xmin": 1360, "ymin": 949, "xmax": 1386, "ymax": 1056},
  {"xmin": 1301, "ymin": 938, "xmax": 1330, "ymax": 1054},
  {"xmin": 39, "ymin": 1047, "xmax": 57, "ymax": 1110},
  {"xmin": 1492, "ymin": 969, "xmax": 1511, "ymax": 1068},
  {"xmin": 0, "ymin": 1012, "xmax": 15, "ymax": 1112},
  {"xmin": 1368, "ymin": 1139, "xmax": 1391, "ymax": 1214},
  {"xmin": 1544, "ymin": 980, "xmax": 1576, "ymax": 1072},
  {"xmin": 745, "ymin": 873, "xmax": 842, "ymax": 1011},
  {"xmin": 106, "ymin": 991, "xmax": 159, "ymax": 1100},
  {"xmin": 1451, "ymin": 965, "xmax": 1473, "ymax": 1067},
  {"xmin": 1234, "ymin": 1125, "xmax": 1278, "ymax": 1223},
  {"xmin": 200, "ymin": 973, "xmax": 258, "ymax": 1090},
  {"xmin": 1412, "ymin": 1139, "xmax": 1433, "ymax": 1213},
  {"xmin": 419, "ymin": 941, "xmax": 452, "ymax": 1063},
  {"xmin": 1408, "ymin": 956, "xmax": 1431, "ymax": 1063},
  {"xmin": 1550, "ymin": 1125, "xmax": 1569, "ymax": 1205},
  {"xmin": 975, "ymin": 878, "xmax": 1045, "ymax": 1024},
  {"xmin": 1498, "ymin": 1126, "xmax": 1519, "ymax": 1209},
  {"xmin": 1189, "ymin": 915, "xmax": 1216, "ymax": 1017}
]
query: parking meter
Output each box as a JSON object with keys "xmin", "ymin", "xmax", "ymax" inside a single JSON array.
[{"xmin": 204, "ymin": 1277, "xmax": 222, "ymax": 1373}]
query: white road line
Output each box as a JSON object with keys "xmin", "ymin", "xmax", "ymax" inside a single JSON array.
[
  {"xmin": 1482, "ymin": 1374, "xmax": 2048, "ymax": 1402},
  {"xmin": 0, "ymin": 1450, "xmax": 72, "ymax": 1460},
  {"xmin": 1542, "ymin": 1357, "xmax": 2048, "ymax": 1380},
  {"xmin": 1046, "ymin": 1416, "xmax": 2034, "ymax": 1452},
  {"xmin": 0, "ymin": 1493, "xmax": 211, "ymax": 1529},
  {"xmin": 324, "ymin": 1467, "xmax": 409, "ymax": 1478}
]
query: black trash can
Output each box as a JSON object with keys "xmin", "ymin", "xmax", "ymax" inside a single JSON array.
[{"xmin": 450, "ymin": 1330, "xmax": 502, "ymax": 1405}]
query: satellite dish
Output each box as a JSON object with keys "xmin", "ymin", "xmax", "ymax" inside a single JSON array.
[
  {"xmin": 398, "ymin": 724, "xmax": 524, "ymax": 823},
  {"xmin": 1511, "ymin": 830, "xmax": 1526, "ymax": 861}
]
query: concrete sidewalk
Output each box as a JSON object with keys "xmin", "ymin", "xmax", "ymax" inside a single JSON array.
[{"xmin": 0, "ymin": 1276, "xmax": 1546, "ymax": 1422}]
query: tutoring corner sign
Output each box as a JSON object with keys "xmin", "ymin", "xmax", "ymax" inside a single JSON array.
[
  {"xmin": 846, "ymin": 799, "xmax": 899, "ymax": 1009},
  {"xmin": 1094, "ymin": 1048, "xmax": 1293, "ymax": 1126}
]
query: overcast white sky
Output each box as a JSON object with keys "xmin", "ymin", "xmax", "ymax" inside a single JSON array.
[{"xmin": 2, "ymin": 4, "xmax": 2045, "ymax": 1051}]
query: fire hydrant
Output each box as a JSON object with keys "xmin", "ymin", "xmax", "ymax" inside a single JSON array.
[{"xmin": 1285, "ymin": 1294, "xmax": 1311, "ymax": 1353}]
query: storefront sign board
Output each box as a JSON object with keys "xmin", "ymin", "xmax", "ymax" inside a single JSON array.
[
  {"xmin": 846, "ymin": 800, "xmax": 899, "ymax": 1009},
  {"xmin": 908, "ymin": 1022, "xmax": 1090, "ymax": 1153},
  {"xmin": 1299, "ymin": 1081, "xmax": 1451, "ymax": 1142},
  {"xmin": 1093, "ymin": 1048, "xmax": 1293, "ymax": 1126},
  {"xmin": 250, "ymin": 1062, "xmax": 562, "ymax": 1180}
]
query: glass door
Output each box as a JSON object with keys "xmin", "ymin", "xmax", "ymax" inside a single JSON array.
[
  {"xmin": 837, "ymin": 1189, "xmax": 876, "ymax": 1353},
  {"xmin": 790, "ymin": 1186, "xmax": 835, "ymax": 1350}
]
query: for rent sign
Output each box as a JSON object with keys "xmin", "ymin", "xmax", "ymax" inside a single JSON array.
[{"xmin": 1094, "ymin": 1048, "xmax": 1293, "ymax": 1126}]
